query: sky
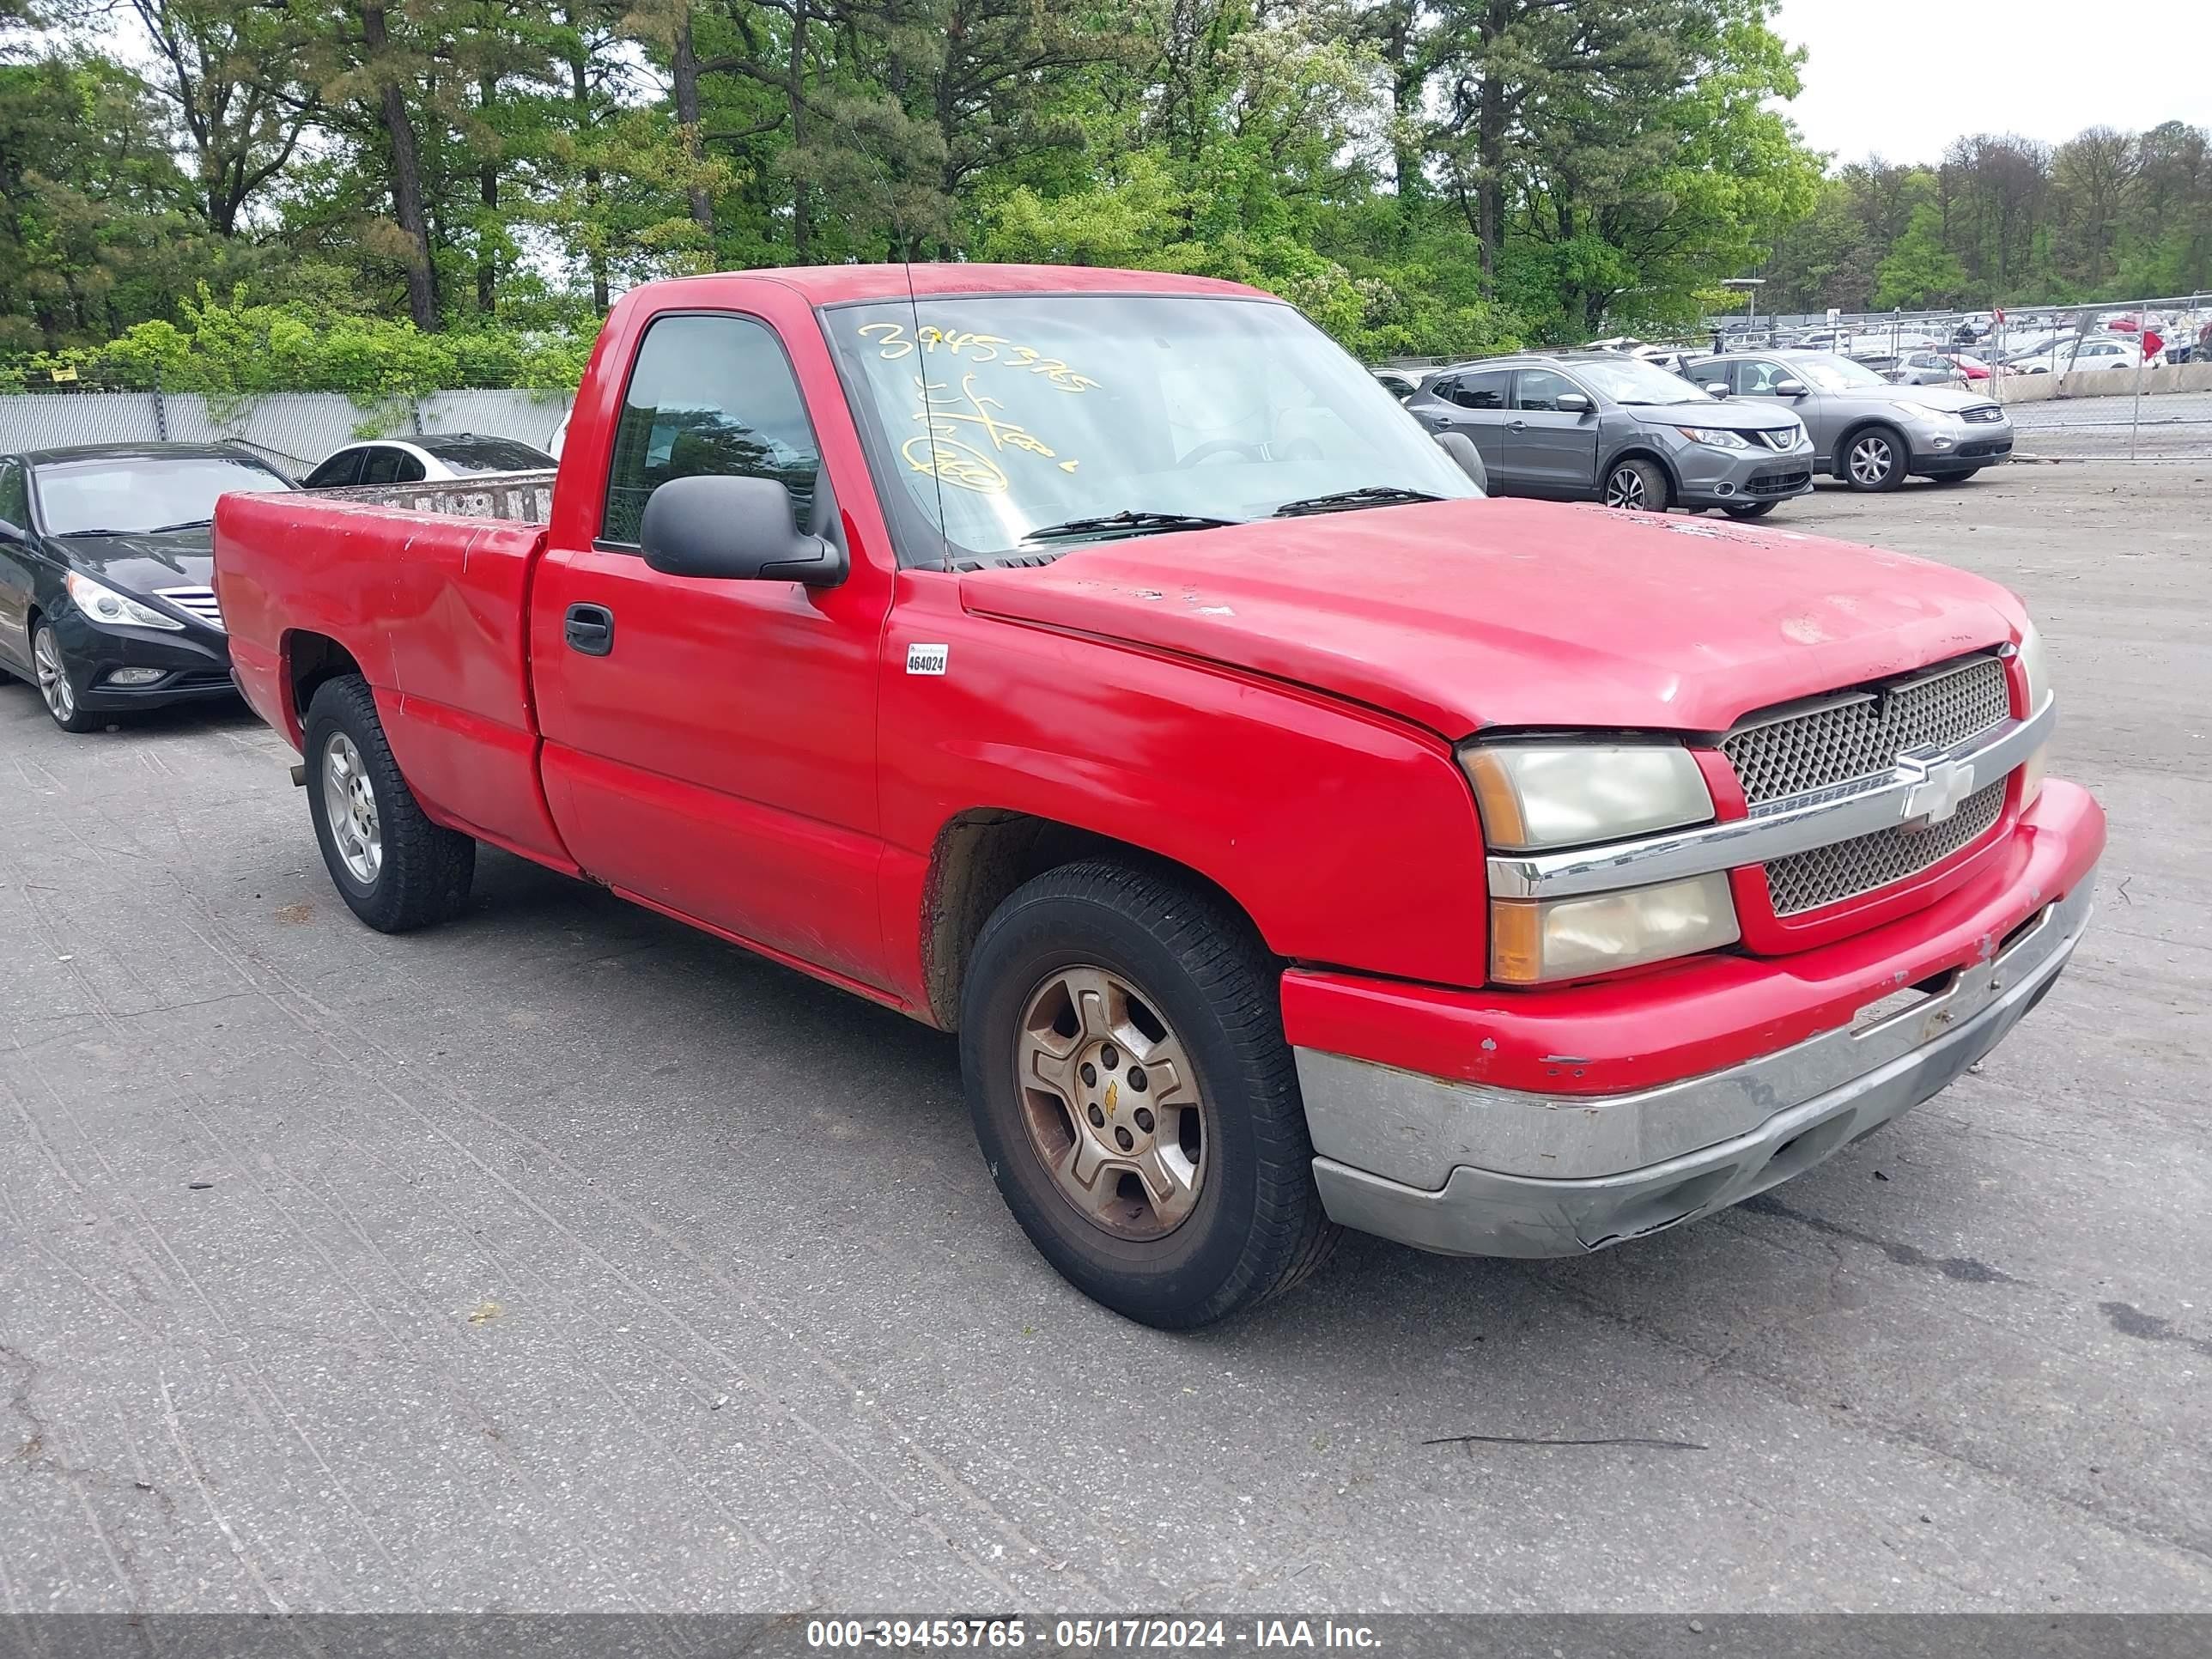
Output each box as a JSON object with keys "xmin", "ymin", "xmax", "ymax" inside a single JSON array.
[{"xmin": 1771, "ymin": 0, "xmax": 2212, "ymax": 165}]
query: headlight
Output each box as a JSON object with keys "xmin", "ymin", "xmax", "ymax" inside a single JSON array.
[
  {"xmin": 1673, "ymin": 426, "xmax": 1750, "ymax": 449},
  {"xmin": 66, "ymin": 570, "xmax": 184, "ymax": 631},
  {"xmin": 1491, "ymin": 873, "xmax": 1741, "ymax": 985},
  {"xmin": 1462, "ymin": 744, "xmax": 1714, "ymax": 851},
  {"xmin": 2014, "ymin": 617, "xmax": 2052, "ymax": 807}
]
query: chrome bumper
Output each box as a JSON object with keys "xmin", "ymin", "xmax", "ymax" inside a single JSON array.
[{"xmin": 1300, "ymin": 878, "xmax": 2092, "ymax": 1259}]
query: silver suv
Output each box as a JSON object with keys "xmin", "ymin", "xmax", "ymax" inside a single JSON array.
[
  {"xmin": 1685, "ymin": 350, "xmax": 2014, "ymax": 490},
  {"xmin": 1402, "ymin": 352, "xmax": 1814, "ymax": 517}
]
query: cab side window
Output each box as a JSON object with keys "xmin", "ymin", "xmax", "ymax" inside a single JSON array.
[
  {"xmin": 601, "ymin": 313, "xmax": 821, "ymax": 547},
  {"xmin": 359, "ymin": 447, "xmax": 408, "ymax": 486}
]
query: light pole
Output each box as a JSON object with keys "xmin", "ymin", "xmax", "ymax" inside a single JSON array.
[{"xmin": 1722, "ymin": 276, "xmax": 1767, "ymax": 340}]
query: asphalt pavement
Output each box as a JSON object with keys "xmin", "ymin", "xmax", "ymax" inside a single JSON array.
[{"xmin": 1, "ymin": 463, "xmax": 2208, "ymax": 1613}]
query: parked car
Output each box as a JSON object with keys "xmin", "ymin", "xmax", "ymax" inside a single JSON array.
[
  {"xmin": 1372, "ymin": 368, "xmax": 1419, "ymax": 402},
  {"xmin": 1403, "ymin": 351, "xmax": 1814, "ymax": 517},
  {"xmin": 300, "ymin": 432, "xmax": 557, "ymax": 489},
  {"xmin": 2008, "ymin": 337, "xmax": 2162, "ymax": 375},
  {"xmin": 0, "ymin": 442, "xmax": 293, "ymax": 732},
  {"xmin": 1685, "ymin": 350, "xmax": 2014, "ymax": 489},
  {"xmin": 1877, "ymin": 349, "xmax": 1972, "ymax": 386},
  {"xmin": 216, "ymin": 264, "xmax": 2103, "ymax": 1328}
]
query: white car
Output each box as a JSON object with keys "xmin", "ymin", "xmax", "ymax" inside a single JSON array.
[
  {"xmin": 2008, "ymin": 337, "xmax": 2163, "ymax": 376},
  {"xmin": 300, "ymin": 432, "xmax": 557, "ymax": 489}
]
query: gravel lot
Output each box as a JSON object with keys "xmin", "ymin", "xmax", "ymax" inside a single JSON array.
[{"xmin": 2, "ymin": 461, "xmax": 2207, "ymax": 1614}]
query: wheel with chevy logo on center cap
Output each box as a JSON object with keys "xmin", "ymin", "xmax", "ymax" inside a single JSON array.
[{"xmin": 959, "ymin": 860, "xmax": 1339, "ymax": 1328}]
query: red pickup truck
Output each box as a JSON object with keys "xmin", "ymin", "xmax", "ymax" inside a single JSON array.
[{"xmin": 216, "ymin": 264, "xmax": 2105, "ymax": 1328}]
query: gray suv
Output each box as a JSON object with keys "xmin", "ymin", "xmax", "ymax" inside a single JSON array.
[
  {"xmin": 1402, "ymin": 352, "xmax": 1814, "ymax": 517},
  {"xmin": 1685, "ymin": 350, "xmax": 2014, "ymax": 490}
]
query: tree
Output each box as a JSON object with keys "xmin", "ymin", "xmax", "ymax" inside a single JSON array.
[{"xmin": 1873, "ymin": 201, "xmax": 1966, "ymax": 309}]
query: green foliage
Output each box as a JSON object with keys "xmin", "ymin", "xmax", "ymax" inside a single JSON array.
[
  {"xmin": 3, "ymin": 286, "xmax": 594, "ymax": 395},
  {"xmin": 1873, "ymin": 203, "xmax": 1970, "ymax": 309}
]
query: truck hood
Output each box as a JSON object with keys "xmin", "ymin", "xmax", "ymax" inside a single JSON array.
[{"xmin": 958, "ymin": 498, "xmax": 2022, "ymax": 738}]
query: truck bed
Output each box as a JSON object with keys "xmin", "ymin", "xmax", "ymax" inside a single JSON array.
[{"xmin": 215, "ymin": 482, "xmax": 574, "ymax": 870}]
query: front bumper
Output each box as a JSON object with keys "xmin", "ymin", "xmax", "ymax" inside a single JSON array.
[
  {"xmin": 50, "ymin": 608, "xmax": 236, "ymax": 712},
  {"xmin": 1911, "ymin": 422, "xmax": 2014, "ymax": 470},
  {"xmin": 1672, "ymin": 443, "xmax": 1815, "ymax": 507},
  {"xmin": 1290, "ymin": 782, "xmax": 2103, "ymax": 1258}
]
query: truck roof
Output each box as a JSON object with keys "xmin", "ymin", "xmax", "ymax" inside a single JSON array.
[{"xmin": 628, "ymin": 263, "xmax": 1275, "ymax": 308}]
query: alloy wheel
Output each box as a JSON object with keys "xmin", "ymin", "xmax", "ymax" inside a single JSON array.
[
  {"xmin": 1848, "ymin": 434, "xmax": 1895, "ymax": 487},
  {"xmin": 321, "ymin": 732, "xmax": 384, "ymax": 884},
  {"xmin": 33, "ymin": 629, "xmax": 75, "ymax": 721},
  {"xmin": 1013, "ymin": 965, "xmax": 1209, "ymax": 1240},
  {"xmin": 1603, "ymin": 466, "xmax": 1646, "ymax": 508}
]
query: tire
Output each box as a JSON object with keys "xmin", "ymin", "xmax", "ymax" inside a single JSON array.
[
  {"xmin": 1840, "ymin": 425, "xmax": 1907, "ymax": 491},
  {"xmin": 1601, "ymin": 457, "xmax": 1668, "ymax": 511},
  {"xmin": 959, "ymin": 860, "xmax": 1340, "ymax": 1329},
  {"xmin": 32, "ymin": 620, "xmax": 102, "ymax": 733},
  {"xmin": 1723, "ymin": 500, "xmax": 1779, "ymax": 520},
  {"xmin": 1927, "ymin": 468, "xmax": 1981, "ymax": 485},
  {"xmin": 303, "ymin": 674, "xmax": 476, "ymax": 933}
]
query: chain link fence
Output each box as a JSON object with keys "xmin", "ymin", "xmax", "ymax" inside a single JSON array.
[
  {"xmin": 0, "ymin": 370, "xmax": 574, "ymax": 478},
  {"xmin": 1696, "ymin": 295, "xmax": 2212, "ymax": 461}
]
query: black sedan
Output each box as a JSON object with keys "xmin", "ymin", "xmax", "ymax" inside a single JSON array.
[{"xmin": 0, "ymin": 443, "xmax": 293, "ymax": 732}]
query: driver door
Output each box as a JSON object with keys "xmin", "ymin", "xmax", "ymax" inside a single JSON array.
[
  {"xmin": 1506, "ymin": 368, "xmax": 1601, "ymax": 500},
  {"xmin": 528, "ymin": 306, "xmax": 898, "ymax": 993}
]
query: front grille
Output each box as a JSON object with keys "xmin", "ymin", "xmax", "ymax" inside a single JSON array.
[
  {"xmin": 1762, "ymin": 779, "xmax": 2006, "ymax": 915},
  {"xmin": 156, "ymin": 585, "xmax": 224, "ymax": 632},
  {"xmin": 1961, "ymin": 404, "xmax": 2004, "ymax": 422},
  {"xmin": 1722, "ymin": 656, "xmax": 2010, "ymax": 806},
  {"xmin": 1748, "ymin": 468, "xmax": 1812, "ymax": 495},
  {"xmin": 1752, "ymin": 428, "xmax": 1800, "ymax": 452}
]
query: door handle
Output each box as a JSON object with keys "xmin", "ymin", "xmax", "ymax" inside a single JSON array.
[
  {"xmin": 1506, "ymin": 419, "xmax": 1528, "ymax": 432},
  {"xmin": 564, "ymin": 602, "xmax": 614, "ymax": 657}
]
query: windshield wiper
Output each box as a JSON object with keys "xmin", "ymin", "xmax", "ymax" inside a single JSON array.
[
  {"xmin": 1272, "ymin": 485, "xmax": 1443, "ymax": 517},
  {"xmin": 142, "ymin": 517, "xmax": 213, "ymax": 533},
  {"xmin": 1019, "ymin": 509, "xmax": 1241, "ymax": 544}
]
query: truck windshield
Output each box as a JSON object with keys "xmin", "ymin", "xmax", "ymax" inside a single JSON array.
[{"xmin": 825, "ymin": 295, "xmax": 1481, "ymax": 564}]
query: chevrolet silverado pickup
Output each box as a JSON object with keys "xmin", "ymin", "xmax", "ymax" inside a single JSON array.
[{"xmin": 214, "ymin": 264, "xmax": 2106, "ymax": 1328}]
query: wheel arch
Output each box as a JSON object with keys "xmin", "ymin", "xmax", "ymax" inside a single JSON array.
[
  {"xmin": 918, "ymin": 809, "xmax": 1266, "ymax": 1032},
  {"xmin": 284, "ymin": 629, "xmax": 366, "ymax": 737},
  {"xmin": 1832, "ymin": 417, "xmax": 1906, "ymax": 477},
  {"xmin": 1600, "ymin": 446, "xmax": 1680, "ymax": 507}
]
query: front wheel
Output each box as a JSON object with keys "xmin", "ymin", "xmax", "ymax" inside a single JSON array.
[
  {"xmin": 32, "ymin": 622, "xmax": 102, "ymax": 733},
  {"xmin": 1723, "ymin": 500, "xmax": 1779, "ymax": 520},
  {"xmin": 1927, "ymin": 468, "xmax": 1982, "ymax": 485},
  {"xmin": 1842, "ymin": 426, "xmax": 1907, "ymax": 491},
  {"xmin": 304, "ymin": 675, "xmax": 476, "ymax": 933},
  {"xmin": 1601, "ymin": 458, "xmax": 1668, "ymax": 511},
  {"xmin": 960, "ymin": 861, "xmax": 1339, "ymax": 1328}
]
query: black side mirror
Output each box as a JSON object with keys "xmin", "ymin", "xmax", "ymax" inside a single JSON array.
[
  {"xmin": 640, "ymin": 474, "xmax": 847, "ymax": 587},
  {"xmin": 1553, "ymin": 392, "xmax": 1593, "ymax": 415},
  {"xmin": 1434, "ymin": 430, "xmax": 1487, "ymax": 493},
  {"xmin": 1774, "ymin": 379, "xmax": 1808, "ymax": 397}
]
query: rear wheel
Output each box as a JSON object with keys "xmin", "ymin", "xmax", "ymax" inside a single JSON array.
[
  {"xmin": 32, "ymin": 621, "xmax": 101, "ymax": 733},
  {"xmin": 1601, "ymin": 458, "xmax": 1668, "ymax": 512},
  {"xmin": 304, "ymin": 674, "xmax": 476, "ymax": 933},
  {"xmin": 1723, "ymin": 500, "xmax": 1779, "ymax": 520},
  {"xmin": 1842, "ymin": 426, "xmax": 1907, "ymax": 491},
  {"xmin": 960, "ymin": 860, "xmax": 1338, "ymax": 1328}
]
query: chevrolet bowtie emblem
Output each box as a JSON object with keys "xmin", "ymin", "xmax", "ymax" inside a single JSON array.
[{"xmin": 1897, "ymin": 745, "xmax": 1977, "ymax": 830}]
